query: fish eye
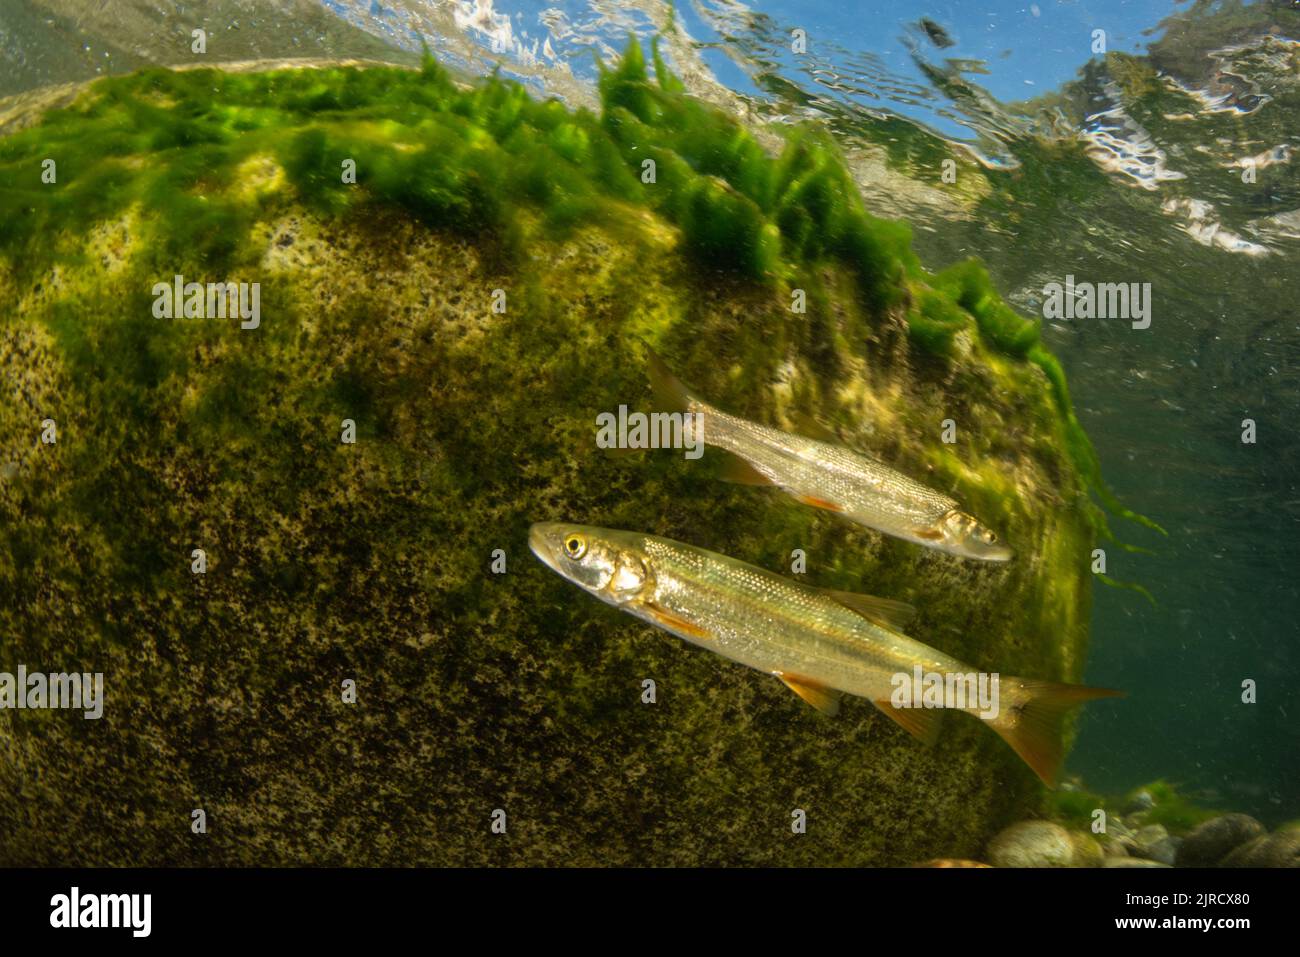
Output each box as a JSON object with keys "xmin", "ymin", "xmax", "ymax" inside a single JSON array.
[
  {"xmin": 563, "ymin": 534, "xmax": 587, "ymax": 560},
  {"xmin": 984, "ymin": 531, "xmax": 997, "ymax": 544}
]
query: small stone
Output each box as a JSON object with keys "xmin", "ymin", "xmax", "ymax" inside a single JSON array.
[
  {"xmin": 1070, "ymin": 832, "xmax": 1105, "ymax": 867},
  {"xmin": 1221, "ymin": 832, "xmax": 1300, "ymax": 868},
  {"xmin": 1124, "ymin": 789, "xmax": 1156, "ymax": 814},
  {"xmin": 1100, "ymin": 835, "xmax": 1129, "ymax": 858},
  {"xmin": 1135, "ymin": 823, "xmax": 1167, "ymax": 844},
  {"xmin": 1176, "ymin": 814, "xmax": 1266, "ymax": 867},
  {"xmin": 1112, "ymin": 817, "xmax": 1146, "ymax": 851},
  {"xmin": 1145, "ymin": 836, "xmax": 1180, "ymax": 866},
  {"xmin": 1221, "ymin": 835, "xmax": 1268, "ymax": 867},
  {"xmin": 1104, "ymin": 857, "xmax": 1171, "ymax": 868},
  {"xmin": 1129, "ymin": 822, "xmax": 1175, "ymax": 860},
  {"xmin": 1107, "ymin": 817, "xmax": 1136, "ymax": 842},
  {"xmin": 988, "ymin": 821, "xmax": 1075, "ymax": 868},
  {"xmin": 1058, "ymin": 775, "xmax": 1084, "ymax": 793}
]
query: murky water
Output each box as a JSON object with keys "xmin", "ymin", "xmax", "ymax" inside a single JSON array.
[{"xmin": 4, "ymin": 0, "xmax": 1296, "ymax": 823}]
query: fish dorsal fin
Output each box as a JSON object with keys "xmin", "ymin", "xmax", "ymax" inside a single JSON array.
[
  {"xmin": 777, "ymin": 674, "xmax": 841, "ymax": 716},
  {"xmin": 644, "ymin": 342, "xmax": 698, "ymax": 413},
  {"xmin": 822, "ymin": 589, "xmax": 916, "ymax": 631},
  {"xmin": 872, "ymin": 699, "xmax": 943, "ymax": 745},
  {"xmin": 718, "ymin": 452, "xmax": 777, "ymax": 486},
  {"xmin": 788, "ymin": 407, "xmax": 839, "ymax": 444}
]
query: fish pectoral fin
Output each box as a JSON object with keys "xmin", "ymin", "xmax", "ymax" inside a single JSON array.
[
  {"xmin": 913, "ymin": 526, "xmax": 945, "ymax": 541},
  {"xmin": 718, "ymin": 453, "xmax": 777, "ymax": 487},
  {"xmin": 796, "ymin": 493, "xmax": 844, "ymax": 512},
  {"xmin": 821, "ymin": 589, "xmax": 916, "ymax": 631},
  {"xmin": 643, "ymin": 602, "xmax": 714, "ymax": 642},
  {"xmin": 872, "ymin": 699, "xmax": 943, "ymax": 746},
  {"xmin": 777, "ymin": 674, "xmax": 842, "ymax": 716}
]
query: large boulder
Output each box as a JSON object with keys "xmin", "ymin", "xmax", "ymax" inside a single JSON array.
[
  {"xmin": 1176, "ymin": 814, "xmax": 1266, "ymax": 867},
  {"xmin": 0, "ymin": 45, "xmax": 1121, "ymax": 865}
]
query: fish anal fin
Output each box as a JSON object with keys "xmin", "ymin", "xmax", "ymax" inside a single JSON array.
[
  {"xmin": 822, "ymin": 589, "xmax": 916, "ymax": 631},
  {"xmin": 796, "ymin": 493, "xmax": 844, "ymax": 512},
  {"xmin": 643, "ymin": 602, "xmax": 714, "ymax": 642},
  {"xmin": 872, "ymin": 699, "xmax": 943, "ymax": 746},
  {"xmin": 719, "ymin": 453, "xmax": 777, "ymax": 487},
  {"xmin": 777, "ymin": 674, "xmax": 841, "ymax": 716}
]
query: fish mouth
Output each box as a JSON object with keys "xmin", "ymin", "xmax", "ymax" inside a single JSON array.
[
  {"xmin": 974, "ymin": 543, "xmax": 1014, "ymax": 563},
  {"xmin": 528, "ymin": 521, "xmax": 566, "ymax": 574},
  {"xmin": 937, "ymin": 511, "xmax": 1014, "ymax": 562}
]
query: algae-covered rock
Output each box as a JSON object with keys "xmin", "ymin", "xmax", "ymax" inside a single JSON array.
[
  {"xmin": 1100, "ymin": 837, "xmax": 1129, "ymax": 859},
  {"xmin": 1131, "ymin": 825, "xmax": 1180, "ymax": 866},
  {"xmin": 1121, "ymin": 779, "xmax": 1219, "ymax": 833},
  {"xmin": 1176, "ymin": 814, "xmax": 1265, "ymax": 867},
  {"xmin": 987, "ymin": 821, "xmax": 1078, "ymax": 868},
  {"xmin": 0, "ymin": 45, "xmax": 1125, "ymax": 865},
  {"xmin": 1103, "ymin": 858, "xmax": 1170, "ymax": 868},
  {"xmin": 1069, "ymin": 832, "xmax": 1105, "ymax": 868},
  {"xmin": 1220, "ymin": 832, "xmax": 1300, "ymax": 868}
]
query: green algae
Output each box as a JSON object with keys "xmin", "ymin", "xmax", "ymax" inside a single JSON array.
[
  {"xmin": 1, "ymin": 38, "xmax": 1148, "ymax": 547},
  {"xmin": 1050, "ymin": 779, "xmax": 1221, "ymax": 837},
  {"xmin": 1125, "ymin": 780, "xmax": 1220, "ymax": 833},
  {"xmin": 1048, "ymin": 786, "xmax": 1114, "ymax": 831},
  {"xmin": 0, "ymin": 46, "xmax": 1131, "ymax": 865}
]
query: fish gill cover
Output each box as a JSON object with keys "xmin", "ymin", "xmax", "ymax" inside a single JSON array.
[{"xmin": 0, "ymin": 39, "xmax": 1145, "ymax": 864}]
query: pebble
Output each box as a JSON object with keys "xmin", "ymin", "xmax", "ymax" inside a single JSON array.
[
  {"xmin": 1221, "ymin": 831, "xmax": 1300, "ymax": 868},
  {"xmin": 1103, "ymin": 857, "xmax": 1171, "ymax": 868},
  {"xmin": 1070, "ymin": 832, "xmax": 1105, "ymax": 867},
  {"xmin": 987, "ymin": 821, "xmax": 1076, "ymax": 868},
  {"xmin": 1100, "ymin": 837, "xmax": 1129, "ymax": 858},
  {"xmin": 1123, "ymin": 789, "xmax": 1156, "ymax": 814},
  {"xmin": 1176, "ymin": 814, "xmax": 1265, "ymax": 867}
]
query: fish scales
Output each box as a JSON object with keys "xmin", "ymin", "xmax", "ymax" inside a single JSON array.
[
  {"xmin": 699, "ymin": 402, "xmax": 957, "ymax": 533},
  {"xmin": 530, "ymin": 522, "xmax": 1121, "ymax": 785},
  {"xmin": 623, "ymin": 532, "xmax": 959, "ymax": 699},
  {"xmin": 649, "ymin": 348, "xmax": 1011, "ymax": 561}
]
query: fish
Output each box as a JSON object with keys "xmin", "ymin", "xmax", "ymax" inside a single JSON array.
[
  {"xmin": 646, "ymin": 347, "xmax": 1013, "ymax": 562},
  {"xmin": 529, "ymin": 522, "xmax": 1120, "ymax": 786}
]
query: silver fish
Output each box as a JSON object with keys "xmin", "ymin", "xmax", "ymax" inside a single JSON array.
[
  {"xmin": 647, "ymin": 348, "xmax": 1012, "ymax": 561},
  {"xmin": 531, "ymin": 522, "xmax": 1118, "ymax": 785}
]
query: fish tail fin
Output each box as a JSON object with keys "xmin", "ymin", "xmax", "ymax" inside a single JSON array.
[
  {"xmin": 645, "ymin": 342, "xmax": 702, "ymax": 414},
  {"xmin": 988, "ymin": 677, "xmax": 1124, "ymax": 788}
]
